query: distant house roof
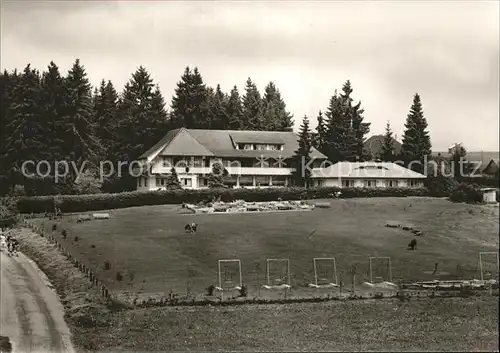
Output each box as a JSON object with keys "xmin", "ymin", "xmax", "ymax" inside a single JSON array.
[
  {"xmin": 364, "ymin": 135, "xmax": 402, "ymax": 158},
  {"xmin": 311, "ymin": 162, "xmax": 427, "ymax": 179},
  {"xmin": 431, "ymin": 151, "xmax": 499, "ymax": 173},
  {"xmin": 138, "ymin": 128, "xmax": 327, "ymax": 160}
]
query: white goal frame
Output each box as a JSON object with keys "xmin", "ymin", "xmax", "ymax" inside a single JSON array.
[
  {"xmin": 369, "ymin": 257, "xmax": 393, "ymax": 284},
  {"xmin": 313, "ymin": 257, "xmax": 338, "ymax": 286},
  {"xmin": 478, "ymin": 252, "xmax": 499, "ymax": 282},
  {"xmin": 266, "ymin": 258, "xmax": 291, "ymax": 287},
  {"xmin": 218, "ymin": 259, "xmax": 242, "ymax": 290}
]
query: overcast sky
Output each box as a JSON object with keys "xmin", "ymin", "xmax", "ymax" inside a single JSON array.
[{"xmin": 1, "ymin": 0, "xmax": 498, "ymax": 151}]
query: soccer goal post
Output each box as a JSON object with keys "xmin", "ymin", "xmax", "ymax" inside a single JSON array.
[
  {"xmin": 313, "ymin": 257, "xmax": 338, "ymax": 286},
  {"xmin": 266, "ymin": 258, "xmax": 291, "ymax": 287},
  {"xmin": 218, "ymin": 259, "xmax": 242, "ymax": 290},
  {"xmin": 478, "ymin": 252, "xmax": 499, "ymax": 282},
  {"xmin": 369, "ymin": 257, "xmax": 393, "ymax": 284}
]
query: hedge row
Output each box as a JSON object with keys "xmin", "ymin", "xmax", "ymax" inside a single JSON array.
[{"xmin": 14, "ymin": 186, "xmax": 430, "ymax": 214}]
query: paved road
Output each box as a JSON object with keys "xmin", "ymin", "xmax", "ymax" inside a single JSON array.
[{"xmin": 0, "ymin": 249, "xmax": 75, "ymax": 353}]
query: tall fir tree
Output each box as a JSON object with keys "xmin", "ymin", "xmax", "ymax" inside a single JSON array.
[
  {"xmin": 339, "ymin": 80, "xmax": 370, "ymax": 161},
  {"xmin": 62, "ymin": 59, "xmax": 101, "ymax": 169},
  {"xmin": 292, "ymin": 115, "xmax": 313, "ymax": 187},
  {"xmin": 323, "ymin": 91, "xmax": 348, "ymax": 163},
  {"xmin": 380, "ymin": 121, "xmax": 395, "ymax": 162},
  {"xmin": 4, "ymin": 65, "xmax": 45, "ymax": 192},
  {"xmin": 401, "ymin": 93, "xmax": 432, "ymax": 173},
  {"xmin": 170, "ymin": 66, "xmax": 210, "ymax": 129},
  {"xmin": 93, "ymin": 79, "xmax": 119, "ymax": 160},
  {"xmin": 261, "ymin": 82, "xmax": 294, "ymax": 131},
  {"xmin": 0, "ymin": 69, "xmax": 21, "ymax": 194},
  {"xmin": 313, "ymin": 110, "xmax": 327, "ymax": 153},
  {"xmin": 207, "ymin": 84, "xmax": 229, "ymax": 129},
  {"xmin": 117, "ymin": 66, "xmax": 166, "ymax": 161},
  {"xmin": 226, "ymin": 85, "xmax": 243, "ymax": 130},
  {"xmin": 241, "ymin": 78, "xmax": 263, "ymax": 130}
]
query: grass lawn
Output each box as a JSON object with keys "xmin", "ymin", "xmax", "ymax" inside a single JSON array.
[
  {"xmin": 78, "ymin": 297, "xmax": 499, "ymax": 352},
  {"xmin": 36, "ymin": 197, "xmax": 499, "ymax": 298}
]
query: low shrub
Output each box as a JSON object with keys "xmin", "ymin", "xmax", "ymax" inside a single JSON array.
[
  {"xmin": 61, "ymin": 229, "xmax": 67, "ymax": 239},
  {"xmin": 206, "ymin": 284, "xmax": 216, "ymax": 296},
  {"xmin": 15, "ymin": 186, "xmax": 430, "ymax": 214},
  {"xmin": 116, "ymin": 272, "xmax": 123, "ymax": 281},
  {"xmin": 104, "ymin": 261, "xmax": 111, "ymax": 270},
  {"xmin": 449, "ymin": 183, "xmax": 483, "ymax": 204},
  {"xmin": 239, "ymin": 285, "xmax": 248, "ymax": 297}
]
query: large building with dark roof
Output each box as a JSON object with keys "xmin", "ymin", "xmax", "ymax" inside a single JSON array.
[{"xmin": 135, "ymin": 128, "xmax": 327, "ymax": 190}]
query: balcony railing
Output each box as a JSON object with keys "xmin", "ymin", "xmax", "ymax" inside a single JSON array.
[{"xmin": 150, "ymin": 165, "xmax": 294, "ymax": 176}]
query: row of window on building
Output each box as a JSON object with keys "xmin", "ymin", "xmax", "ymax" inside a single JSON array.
[
  {"xmin": 339, "ymin": 179, "xmax": 421, "ymax": 187},
  {"xmin": 161, "ymin": 157, "xmax": 287, "ymax": 168},
  {"xmin": 235, "ymin": 143, "xmax": 284, "ymax": 151}
]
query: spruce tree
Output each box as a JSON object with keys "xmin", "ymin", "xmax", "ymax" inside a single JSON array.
[
  {"xmin": 4, "ymin": 65, "xmax": 44, "ymax": 191},
  {"xmin": 93, "ymin": 79, "xmax": 118, "ymax": 159},
  {"xmin": 63, "ymin": 59, "xmax": 100, "ymax": 169},
  {"xmin": 226, "ymin": 85, "xmax": 243, "ymax": 130},
  {"xmin": 380, "ymin": 121, "xmax": 395, "ymax": 162},
  {"xmin": 339, "ymin": 80, "xmax": 370, "ymax": 161},
  {"xmin": 292, "ymin": 115, "xmax": 313, "ymax": 187},
  {"xmin": 170, "ymin": 66, "xmax": 209, "ymax": 129},
  {"xmin": 165, "ymin": 167, "xmax": 182, "ymax": 189},
  {"xmin": 117, "ymin": 66, "xmax": 168, "ymax": 161},
  {"xmin": 261, "ymin": 82, "xmax": 293, "ymax": 131},
  {"xmin": 208, "ymin": 84, "xmax": 229, "ymax": 129},
  {"xmin": 401, "ymin": 93, "xmax": 432, "ymax": 173},
  {"xmin": 241, "ymin": 78, "xmax": 263, "ymax": 130},
  {"xmin": 314, "ymin": 110, "xmax": 327, "ymax": 153},
  {"xmin": 207, "ymin": 163, "xmax": 227, "ymax": 188},
  {"xmin": 0, "ymin": 70, "xmax": 20, "ymax": 194},
  {"xmin": 323, "ymin": 91, "xmax": 347, "ymax": 163}
]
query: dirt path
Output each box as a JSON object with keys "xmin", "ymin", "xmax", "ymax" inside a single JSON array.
[{"xmin": 0, "ymin": 249, "xmax": 75, "ymax": 353}]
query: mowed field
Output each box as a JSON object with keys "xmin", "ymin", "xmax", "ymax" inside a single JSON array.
[{"xmin": 37, "ymin": 197, "xmax": 499, "ymax": 297}]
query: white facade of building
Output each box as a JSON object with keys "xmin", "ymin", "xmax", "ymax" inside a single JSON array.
[{"xmin": 310, "ymin": 162, "xmax": 426, "ymax": 188}]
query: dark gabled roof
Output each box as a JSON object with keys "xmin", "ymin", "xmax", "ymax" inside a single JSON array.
[
  {"xmin": 139, "ymin": 128, "xmax": 327, "ymax": 160},
  {"xmin": 364, "ymin": 135, "xmax": 402, "ymax": 157},
  {"xmin": 138, "ymin": 129, "xmax": 179, "ymax": 160}
]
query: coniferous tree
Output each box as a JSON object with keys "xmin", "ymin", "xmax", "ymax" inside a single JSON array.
[
  {"xmin": 380, "ymin": 121, "xmax": 395, "ymax": 162},
  {"xmin": 292, "ymin": 115, "xmax": 313, "ymax": 187},
  {"xmin": 323, "ymin": 91, "xmax": 347, "ymax": 163},
  {"xmin": 114, "ymin": 67, "xmax": 168, "ymax": 190},
  {"xmin": 261, "ymin": 82, "xmax": 293, "ymax": 131},
  {"xmin": 4, "ymin": 65, "xmax": 44, "ymax": 192},
  {"xmin": 401, "ymin": 93, "xmax": 432, "ymax": 173},
  {"xmin": 170, "ymin": 66, "xmax": 209, "ymax": 129},
  {"xmin": 207, "ymin": 162, "xmax": 227, "ymax": 188},
  {"xmin": 62, "ymin": 59, "xmax": 101, "ymax": 170},
  {"xmin": 313, "ymin": 110, "xmax": 327, "ymax": 153},
  {"xmin": 208, "ymin": 84, "xmax": 229, "ymax": 129},
  {"xmin": 241, "ymin": 78, "xmax": 263, "ymax": 130},
  {"xmin": 226, "ymin": 85, "xmax": 243, "ymax": 130},
  {"xmin": 0, "ymin": 69, "xmax": 20, "ymax": 194},
  {"xmin": 449, "ymin": 144, "xmax": 469, "ymax": 181},
  {"xmin": 165, "ymin": 167, "xmax": 182, "ymax": 189},
  {"xmin": 93, "ymin": 79, "xmax": 119, "ymax": 159},
  {"xmin": 339, "ymin": 80, "xmax": 370, "ymax": 161}
]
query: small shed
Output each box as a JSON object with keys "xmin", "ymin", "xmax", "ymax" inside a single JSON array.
[{"xmin": 481, "ymin": 188, "xmax": 497, "ymax": 204}]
